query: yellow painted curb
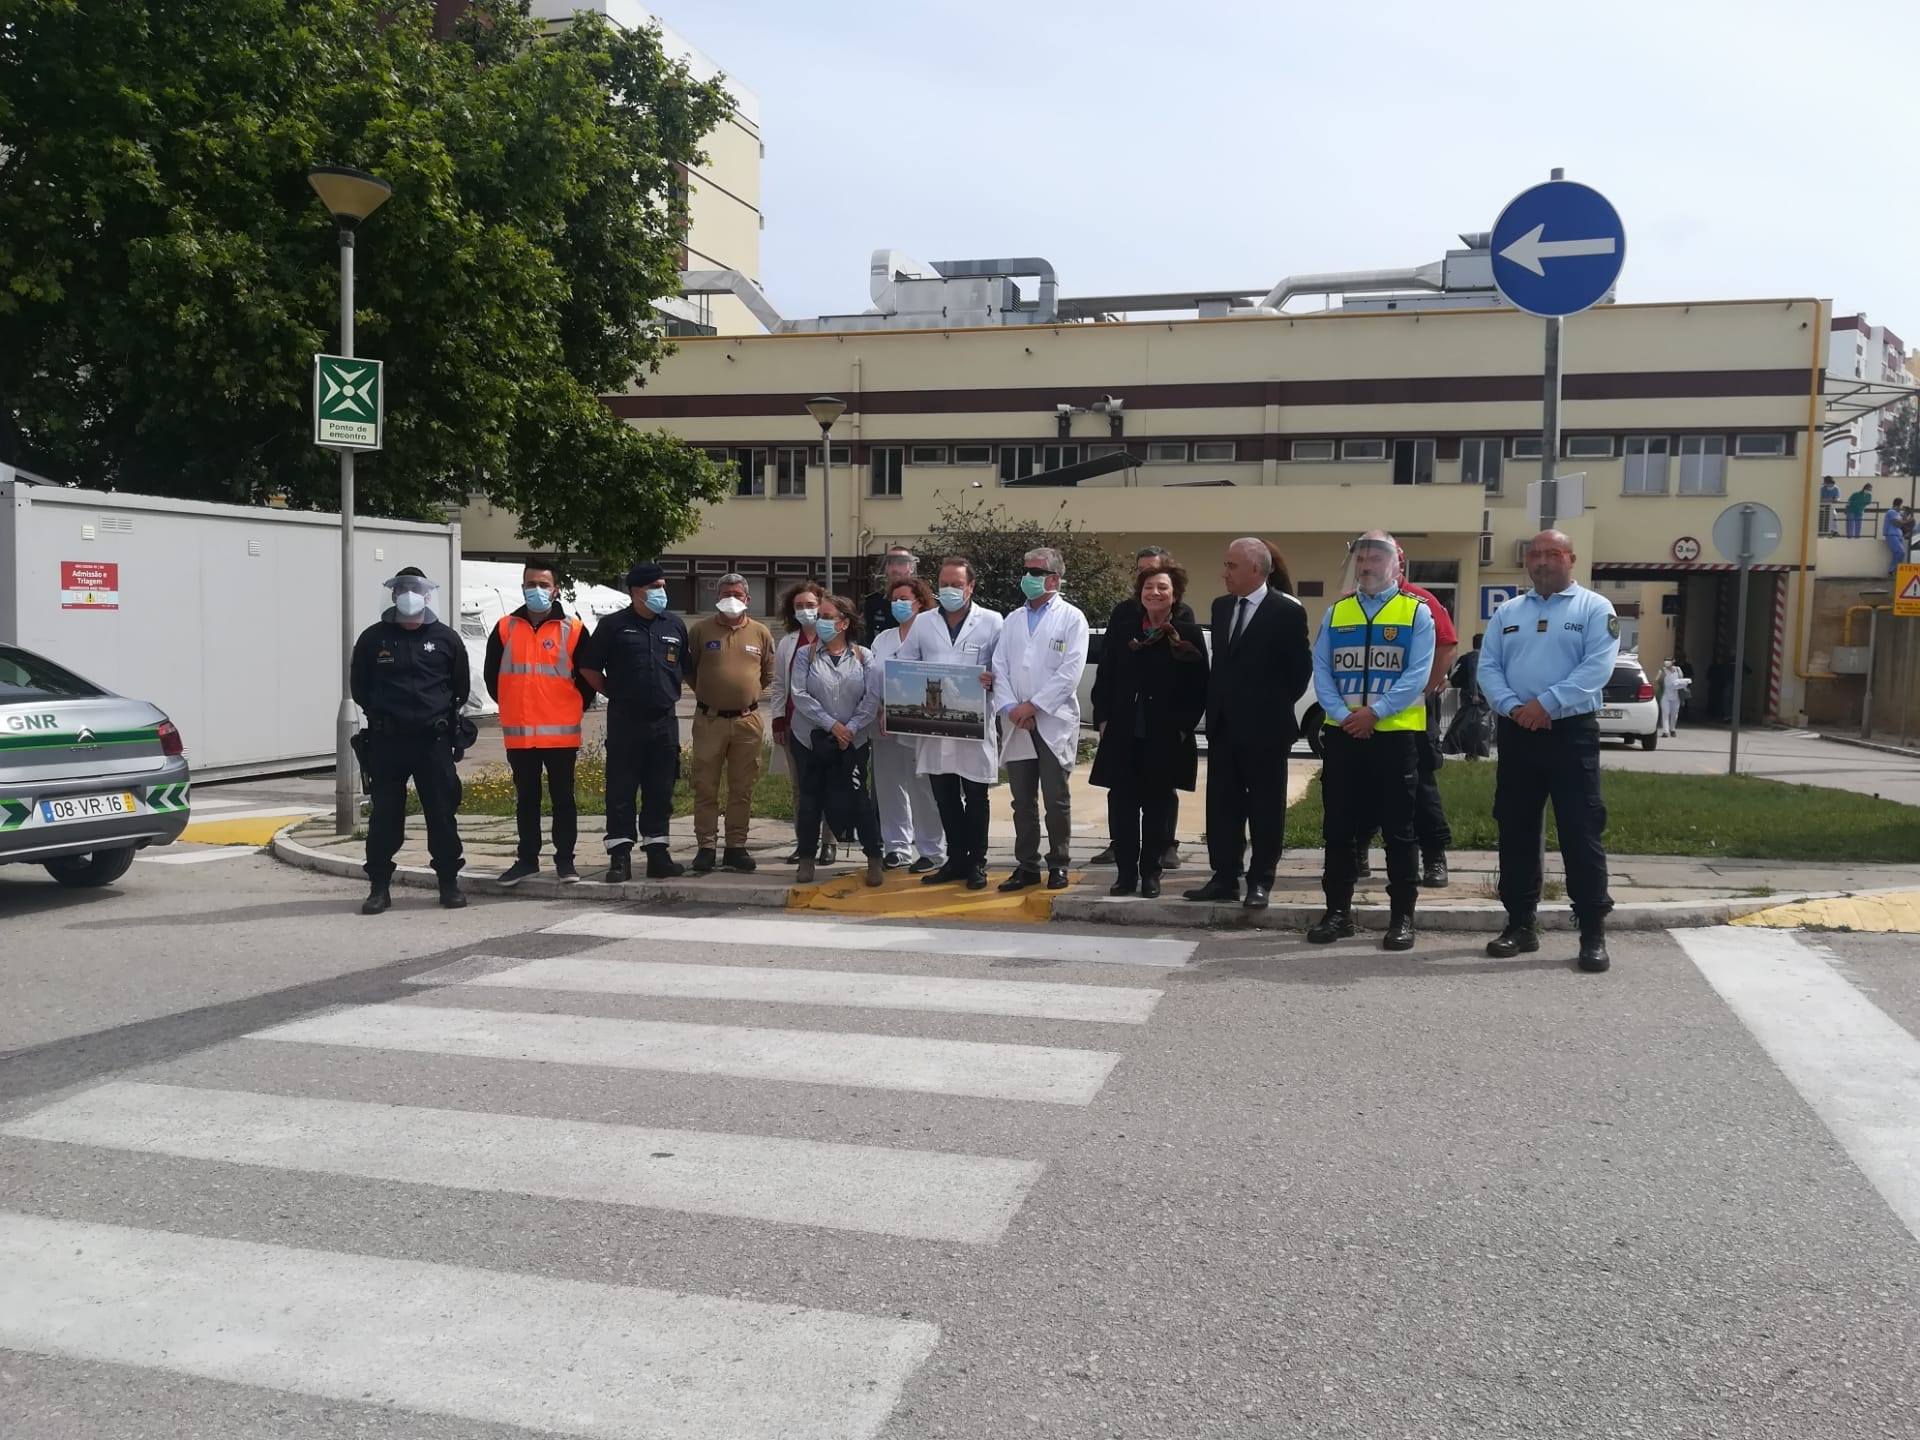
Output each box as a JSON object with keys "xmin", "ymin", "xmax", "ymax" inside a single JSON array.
[
  {"xmin": 178, "ymin": 815, "xmax": 308, "ymax": 847},
  {"xmin": 786, "ymin": 869, "xmax": 1069, "ymax": 923},
  {"xmin": 1732, "ymin": 890, "xmax": 1920, "ymax": 934}
]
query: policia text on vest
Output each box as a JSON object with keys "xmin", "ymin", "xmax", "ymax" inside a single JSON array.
[{"xmin": 484, "ymin": 604, "xmax": 595, "ymax": 884}]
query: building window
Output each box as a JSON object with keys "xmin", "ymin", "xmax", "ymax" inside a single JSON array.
[
  {"xmin": 1565, "ymin": 435, "xmax": 1614, "ymax": 459},
  {"xmin": 730, "ymin": 448, "xmax": 766, "ymax": 497},
  {"xmin": 1193, "ymin": 441, "xmax": 1238, "ymax": 463},
  {"xmin": 1461, "ymin": 438, "xmax": 1503, "ymax": 494},
  {"xmin": 1509, "ymin": 435, "xmax": 1543, "ymax": 460},
  {"xmin": 1290, "ymin": 439, "xmax": 1336, "ymax": 462},
  {"xmin": 1087, "ymin": 442, "xmax": 1127, "ymax": 459},
  {"xmin": 952, "ymin": 444, "xmax": 993, "ymax": 464},
  {"xmin": 811, "ymin": 444, "xmax": 851, "ymax": 465},
  {"xmin": 1145, "ymin": 442, "xmax": 1188, "ymax": 464},
  {"xmin": 1479, "ymin": 509, "xmax": 1494, "ymax": 565},
  {"xmin": 1678, "ymin": 435, "xmax": 1727, "ymax": 495},
  {"xmin": 1340, "ymin": 438, "xmax": 1386, "ymax": 461},
  {"xmin": 910, "ymin": 445, "xmax": 949, "ymax": 465},
  {"xmin": 1622, "ymin": 435, "xmax": 1671, "ymax": 495},
  {"xmin": 1392, "ymin": 438, "xmax": 1436, "ymax": 486},
  {"xmin": 704, "ymin": 447, "xmax": 729, "ymax": 464},
  {"xmin": 998, "ymin": 445, "xmax": 1037, "ymax": 485},
  {"xmin": 1735, "ymin": 432, "xmax": 1788, "ymax": 457},
  {"xmin": 1041, "ymin": 443, "xmax": 1082, "ymax": 472},
  {"xmin": 870, "ymin": 447, "xmax": 903, "ymax": 498},
  {"xmin": 774, "ymin": 447, "xmax": 807, "ymax": 498}
]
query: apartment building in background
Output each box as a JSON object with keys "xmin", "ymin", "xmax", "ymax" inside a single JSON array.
[{"xmin": 1823, "ymin": 313, "xmax": 1909, "ymax": 476}]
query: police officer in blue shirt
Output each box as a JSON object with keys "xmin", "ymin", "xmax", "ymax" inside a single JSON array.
[
  {"xmin": 577, "ymin": 563, "xmax": 689, "ymax": 883},
  {"xmin": 1306, "ymin": 532, "xmax": 1436, "ymax": 952},
  {"xmin": 1478, "ymin": 529, "xmax": 1621, "ymax": 972}
]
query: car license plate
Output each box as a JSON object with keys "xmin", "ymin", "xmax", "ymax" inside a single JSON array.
[
  {"xmin": 1599, "ymin": 708, "xmax": 1625, "ymax": 719},
  {"xmin": 40, "ymin": 792, "xmax": 137, "ymax": 824}
]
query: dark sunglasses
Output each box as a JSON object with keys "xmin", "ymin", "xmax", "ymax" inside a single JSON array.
[{"xmin": 1022, "ymin": 567, "xmax": 1054, "ymax": 578}]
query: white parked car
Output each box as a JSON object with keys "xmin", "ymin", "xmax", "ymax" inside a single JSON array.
[
  {"xmin": 1076, "ymin": 625, "xmax": 1326, "ymax": 756},
  {"xmin": 1595, "ymin": 656, "xmax": 1660, "ymax": 750}
]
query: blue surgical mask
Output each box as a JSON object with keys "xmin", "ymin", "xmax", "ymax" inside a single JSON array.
[
  {"xmin": 890, "ymin": 599, "xmax": 915, "ymax": 623},
  {"xmin": 643, "ymin": 587, "xmax": 669, "ymax": 614},
  {"xmin": 524, "ymin": 587, "xmax": 553, "ymax": 612},
  {"xmin": 812, "ymin": 617, "xmax": 840, "ymax": 642},
  {"xmin": 1020, "ymin": 573, "xmax": 1050, "ymax": 601},
  {"xmin": 937, "ymin": 586, "xmax": 967, "ymax": 613}
]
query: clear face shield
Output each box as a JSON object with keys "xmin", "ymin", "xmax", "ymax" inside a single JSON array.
[
  {"xmin": 1341, "ymin": 537, "xmax": 1402, "ymax": 597},
  {"xmin": 385, "ymin": 572, "xmax": 437, "ymax": 619}
]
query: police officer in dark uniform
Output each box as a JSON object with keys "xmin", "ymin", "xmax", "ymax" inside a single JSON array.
[
  {"xmin": 578, "ymin": 562, "xmax": 688, "ymax": 882},
  {"xmin": 350, "ymin": 566, "xmax": 470, "ymax": 914},
  {"xmin": 1477, "ymin": 529, "xmax": 1621, "ymax": 973}
]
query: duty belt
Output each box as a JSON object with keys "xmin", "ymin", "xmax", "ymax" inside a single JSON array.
[{"xmin": 697, "ymin": 700, "xmax": 759, "ymax": 719}]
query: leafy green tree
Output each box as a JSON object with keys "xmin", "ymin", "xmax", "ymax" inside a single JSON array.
[
  {"xmin": 919, "ymin": 496, "xmax": 1132, "ymax": 623},
  {"xmin": 1880, "ymin": 404, "xmax": 1920, "ymax": 480},
  {"xmin": 0, "ymin": 0, "xmax": 730, "ymax": 566}
]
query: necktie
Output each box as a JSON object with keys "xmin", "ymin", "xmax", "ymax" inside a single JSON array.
[{"xmin": 1229, "ymin": 597, "xmax": 1249, "ymax": 647}]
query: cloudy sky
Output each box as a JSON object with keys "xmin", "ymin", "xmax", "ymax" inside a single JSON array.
[{"xmin": 674, "ymin": 0, "xmax": 1918, "ymax": 338}]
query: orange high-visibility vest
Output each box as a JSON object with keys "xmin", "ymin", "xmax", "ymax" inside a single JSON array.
[{"xmin": 495, "ymin": 614, "xmax": 584, "ymax": 749}]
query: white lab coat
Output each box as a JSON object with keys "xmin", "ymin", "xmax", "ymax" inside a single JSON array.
[
  {"xmin": 896, "ymin": 603, "xmax": 1004, "ymax": 784},
  {"xmin": 1658, "ymin": 666, "xmax": 1691, "ymax": 734},
  {"xmin": 991, "ymin": 595, "xmax": 1090, "ymax": 768}
]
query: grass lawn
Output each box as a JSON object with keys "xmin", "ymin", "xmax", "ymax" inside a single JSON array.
[
  {"xmin": 417, "ymin": 746, "xmax": 796, "ymax": 822},
  {"xmin": 1283, "ymin": 762, "xmax": 1920, "ymax": 863}
]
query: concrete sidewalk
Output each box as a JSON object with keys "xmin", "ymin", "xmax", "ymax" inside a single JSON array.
[{"xmin": 275, "ymin": 805, "xmax": 1920, "ymax": 933}]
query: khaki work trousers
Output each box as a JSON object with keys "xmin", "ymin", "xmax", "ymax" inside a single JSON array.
[{"xmin": 690, "ymin": 708, "xmax": 764, "ymax": 849}]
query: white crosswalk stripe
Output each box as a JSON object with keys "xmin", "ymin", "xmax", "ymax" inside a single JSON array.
[
  {"xmin": 4, "ymin": 1082, "xmax": 1040, "ymax": 1243},
  {"xmin": 0, "ymin": 915, "xmax": 1157, "ymax": 1436},
  {"xmin": 255, "ymin": 1002, "xmax": 1123, "ymax": 1104},
  {"xmin": 541, "ymin": 911, "xmax": 1199, "ymax": 969},
  {"xmin": 0, "ymin": 1212, "xmax": 937, "ymax": 1440},
  {"xmin": 410, "ymin": 954, "xmax": 1165, "ymax": 1024}
]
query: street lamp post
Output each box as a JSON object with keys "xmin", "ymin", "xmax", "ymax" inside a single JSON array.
[
  {"xmin": 806, "ymin": 396, "xmax": 847, "ymax": 590},
  {"xmin": 307, "ymin": 165, "xmax": 392, "ymax": 835}
]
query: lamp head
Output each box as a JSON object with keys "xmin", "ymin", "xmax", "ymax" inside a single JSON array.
[
  {"xmin": 805, "ymin": 395, "xmax": 847, "ymax": 430},
  {"xmin": 307, "ymin": 165, "xmax": 392, "ymax": 228}
]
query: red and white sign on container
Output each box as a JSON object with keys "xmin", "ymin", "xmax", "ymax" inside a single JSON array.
[{"xmin": 60, "ymin": 561, "xmax": 120, "ymax": 610}]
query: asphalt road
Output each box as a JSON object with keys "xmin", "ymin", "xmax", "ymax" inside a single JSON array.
[{"xmin": 1, "ymin": 855, "xmax": 1916, "ymax": 1439}]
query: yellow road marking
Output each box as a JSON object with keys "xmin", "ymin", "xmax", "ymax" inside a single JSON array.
[
  {"xmin": 787, "ymin": 869, "xmax": 1068, "ymax": 923},
  {"xmin": 1732, "ymin": 891, "xmax": 1920, "ymax": 934},
  {"xmin": 177, "ymin": 815, "xmax": 307, "ymax": 847}
]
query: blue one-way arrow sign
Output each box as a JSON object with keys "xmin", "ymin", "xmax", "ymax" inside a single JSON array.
[{"xmin": 1490, "ymin": 180, "xmax": 1626, "ymax": 318}]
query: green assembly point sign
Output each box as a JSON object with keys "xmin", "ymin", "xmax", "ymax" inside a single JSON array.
[{"xmin": 313, "ymin": 354, "xmax": 383, "ymax": 450}]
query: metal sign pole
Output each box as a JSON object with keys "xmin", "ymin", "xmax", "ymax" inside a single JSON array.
[
  {"xmin": 335, "ymin": 228, "xmax": 358, "ymax": 836},
  {"xmin": 1538, "ymin": 166, "xmax": 1565, "ymax": 532},
  {"xmin": 1727, "ymin": 505, "xmax": 1756, "ymax": 776}
]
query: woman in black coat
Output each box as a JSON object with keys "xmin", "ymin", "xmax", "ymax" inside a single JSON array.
[{"xmin": 1089, "ymin": 563, "xmax": 1210, "ymax": 897}]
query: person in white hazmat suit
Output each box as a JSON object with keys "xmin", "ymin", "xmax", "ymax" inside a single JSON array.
[{"xmin": 1657, "ymin": 658, "xmax": 1692, "ymax": 738}]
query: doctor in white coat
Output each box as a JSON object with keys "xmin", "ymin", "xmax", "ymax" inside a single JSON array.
[
  {"xmin": 897, "ymin": 555, "xmax": 1004, "ymax": 890},
  {"xmin": 991, "ymin": 547, "xmax": 1090, "ymax": 892}
]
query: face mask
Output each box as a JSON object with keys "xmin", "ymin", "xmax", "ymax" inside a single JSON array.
[
  {"xmin": 812, "ymin": 617, "xmax": 840, "ymax": 642},
  {"xmin": 937, "ymin": 586, "xmax": 967, "ymax": 613},
  {"xmin": 1020, "ymin": 573, "xmax": 1050, "ymax": 601},
  {"xmin": 393, "ymin": 591, "xmax": 428, "ymax": 618},
  {"xmin": 716, "ymin": 597, "xmax": 747, "ymax": 619},
  {"xmin": 524, "ymin": 587, "xmax": 553, "ymax": 612},
  {"xmin": 644, "ymin": 587, "xmax": 669, "ymax": 614},
  {"xmin": 793, "ymin": 606, "xmax": 818, "ymax": 626},
  {"xmin": 890, "ymin": 599, "xmax": 915, "ymax": 624}
]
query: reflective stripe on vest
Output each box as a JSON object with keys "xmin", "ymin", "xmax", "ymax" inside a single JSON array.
[
  {"xmin": 496, "ymin": 615, "xmax": 584, "ymax": 749},
  {"xmin": 1323, "ymin": 592, "xmax": 1426, "ymax": 732}
]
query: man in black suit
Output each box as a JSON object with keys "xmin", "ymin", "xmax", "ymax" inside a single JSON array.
[
  {"xmin": 1089, "ymin": 547, "xmax": 1196, "ymax": 869},
  {"xmin": 1185, "ymin": 537, "xmax": 1313, "ymax": 910}
]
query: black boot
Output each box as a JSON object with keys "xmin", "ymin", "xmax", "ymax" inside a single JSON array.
[
  {"xmin": 1138, "ymin": 873, "xmax": 1162, "ymax": 899},
  {"xmin": 360, "ymin": 882, "xmax": 391, "ymax": 915},
  {"xmin": 438, "ymin": 879, "xmax": 468, "ymax": 910},
  {"xmin": 722, "ymin": 847, "xmax": 758, "ymax": 874},
  {"xmin": 690, "ymin": 847, "xmax": 717, "ymax": 874},
  {"xmin": 1109, "ymin": 869, "xmax": 1138, "ymax": 897},
  {"xmin": 603, "ymin": 847, "xmax": 632, "ymax": 884},
  {"xmin": 1577, "ymin": 928, "xmax": 1611, "ymax": 973},
  {"xmin": 1485, "ymin": 919, "xmax": 1540, "ymax": 958},
  {"xmin": 1419, "ymin": 852, "xmax": 1449, "ymax": 888},
  {"xmin": 1307, "ymin": 909, "xmax": 1356, "ymax": 944},
  {"xmin": 1183, "ymin": 874, "xmax": 1240, "ymax": 903},
  {"xmin": 1382, "ymin": 912, "xmax": 1415, "ymax": 951},
  {"xmin": 645, "ymin": 844, "xmax": 684, "ymax": 879}
]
